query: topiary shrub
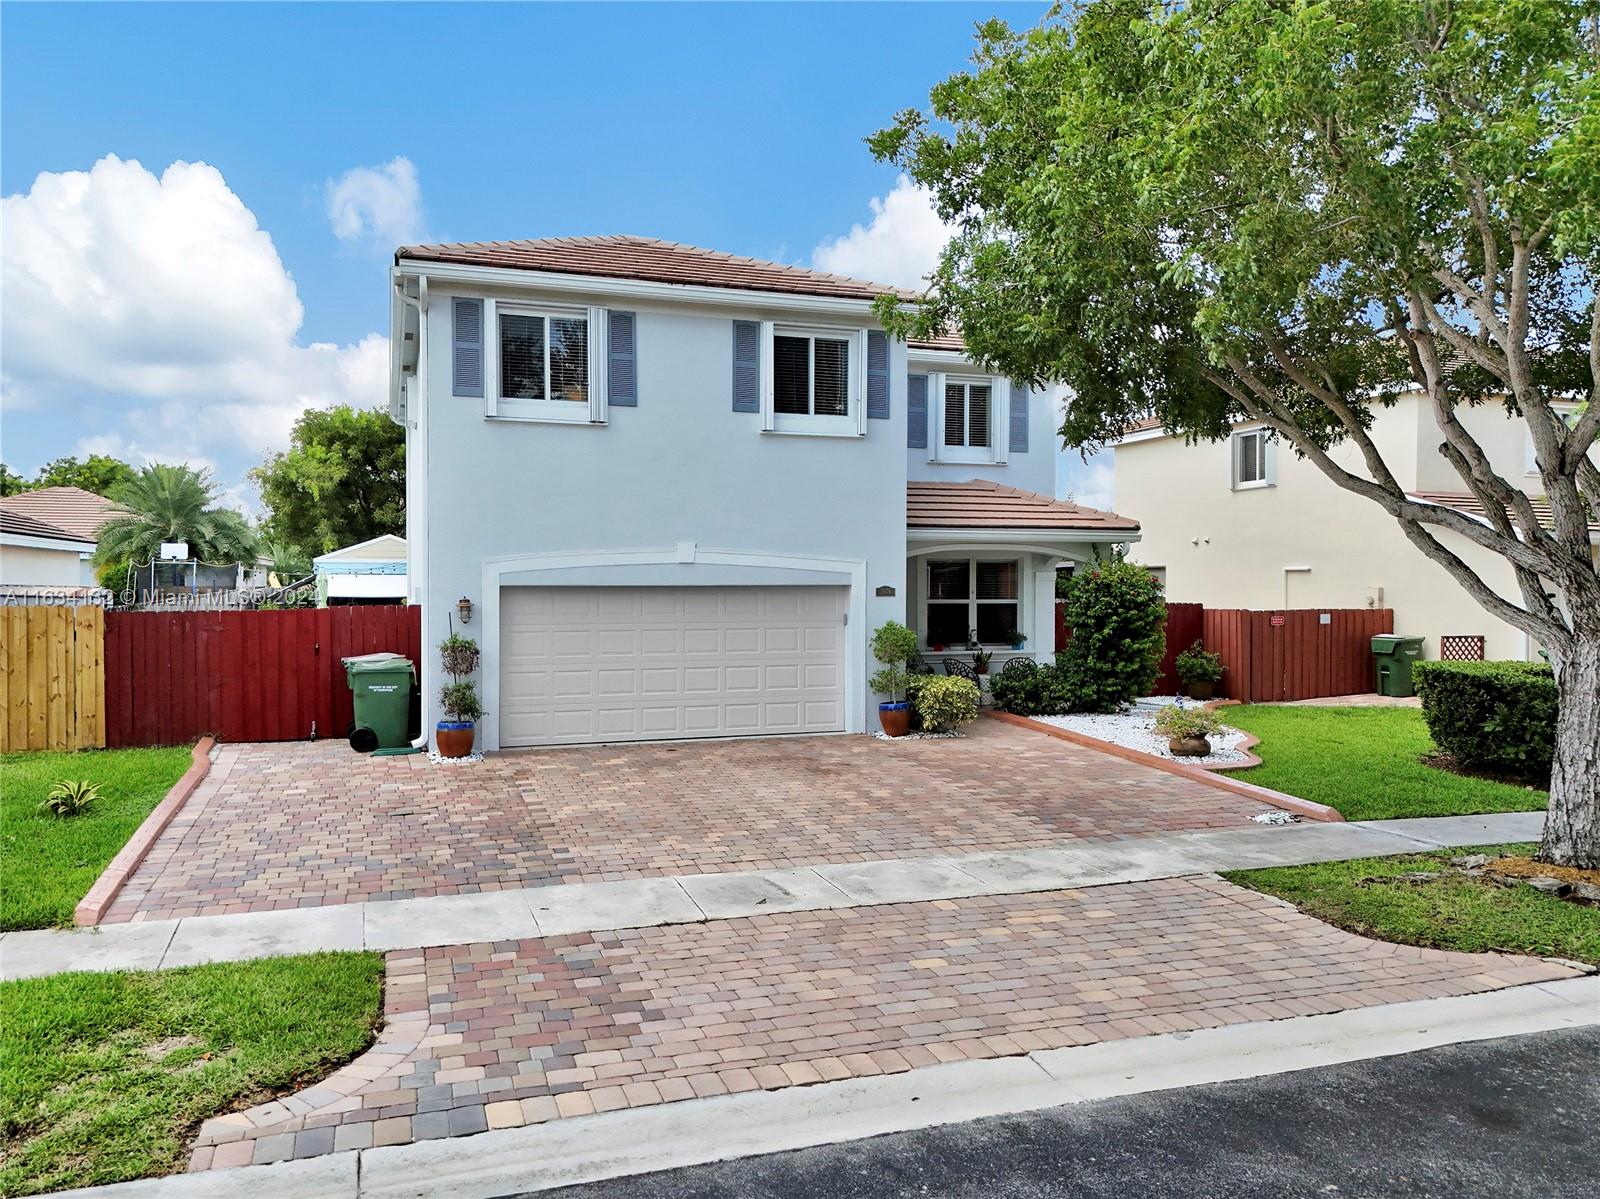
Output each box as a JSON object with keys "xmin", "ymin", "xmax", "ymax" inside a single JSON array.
[
  {"xmin": 988, "ymin": 656, "xmax": 1083, "ymax": 716},
  {"xmin": 913, "ymin": 675, "xmax": 981, "ymax": 733},
  {"xmin": 1058, "ymin": 558, "xmax": 1167, "ymax": 712},
  {"xmin": 1413, "ymin": 660, "xmax": 1556, "ymax": 781}
]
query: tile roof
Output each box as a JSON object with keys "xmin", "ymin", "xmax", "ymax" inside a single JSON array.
[
  {"xmin": 906, "ymin": 330, "xmax": 968, "ymax": 352},
  {"xmin": 0, "ymin": 486, "xmax": 119, "ymax": 540},
  {"xmin": 1409, "ymin": 490, "xmax": 1600, "ymax": 535},
  {"xmin": 398, "ymin": 235, "xmax": 914, "ymax": 302},
  {"xmin": 907, "ymin": 480, "xmax": 1138, "ymax": 533},
  {"xmin": 1, "ymin": 508, "xmax": 94, "ymax": 544}
]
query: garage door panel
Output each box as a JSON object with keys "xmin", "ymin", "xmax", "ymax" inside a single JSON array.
[{"xmin": 500, "ymin": 585, "xmax": 847, "ymax": 746}]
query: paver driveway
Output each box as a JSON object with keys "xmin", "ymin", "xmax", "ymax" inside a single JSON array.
[{"xmin": 104, "ymin": 720, "xmax": 1271, "ymax": 923}]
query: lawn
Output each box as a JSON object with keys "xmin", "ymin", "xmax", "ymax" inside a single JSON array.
[
  {"xmin": 1225, "ymin": 844, "xmax": 1600, "ymax": 965},
  {"xmin": 1223, "ymin": 705, "xmax": 1546, "ymax": 821},
  {"xmin": 0, "ymin": 952, "xmax": 383, "ymax": 1196},
  {"xmin": 0, "ymin": 745, "xmax": 194, "ymax": 931}
]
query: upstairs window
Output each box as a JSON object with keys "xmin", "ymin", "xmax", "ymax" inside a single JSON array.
[
  {"xmin": 943, "ymin": 380, "xmax": 991, "ymax": 449},
  {"xmin": 774, "ymin": 332, "xmax": 850, "ymax": 418},
  {"xmin": 491, "ymin": 303, "xmax": 607, "ymax": 423},
  {"xmin": 1232, "ymin": 427, "xmax": 1273, "ymax": 489}
]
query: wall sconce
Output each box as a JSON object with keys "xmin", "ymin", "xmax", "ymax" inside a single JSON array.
[{"xmin": 457, "ymin": 596, "xmax": 473, "ymax": 625}]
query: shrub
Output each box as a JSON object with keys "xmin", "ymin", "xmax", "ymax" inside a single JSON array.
[
  {"xmin": 913, "ymin": 675, "xmax": 980, "ymax": 732},
  {"xmin": 1413, "ymin": 660, "xmax": 1556, "ymax": 780},
  {"xmin": 869, "ymin": 621, "xmax": 920, "ymax": 703},
  {"xmin": 1174, "ymin": 640, "xmax": 1224, "ymax": 685},
  {"xmin": 1153, "ymin": 704, "xmax": 1221, "ymax": 740},
  {"xmin": 439, "ymin": 633, "xmax": 480, "ymax": 678},
  {"xmin": 39, "ymin": 779, "xmax": 101, "ymax": 818},
  {"xmin": 439, "ymin": 681, "xmax": 484, "ymax": 723},
  {"xmin": 988, "ymin": 656, "xmax": 1083, "ymax": 716},
  {"xmin": 1058, "ymin": 558, "xmax": 1167, "ymax": 711}
]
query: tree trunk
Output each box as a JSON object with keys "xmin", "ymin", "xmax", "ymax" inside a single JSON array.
[{"xmin": 1541, "ymin": 635, "xmax": 1600, "ymax": 869}]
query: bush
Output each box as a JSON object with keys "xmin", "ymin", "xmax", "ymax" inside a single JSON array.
[
  {"xmin": 1058, "ymin": 558, "xmax": 1167, "ymax": 712},
  {"xmin": 439, "ymin": 681, "xmax": 484, "ymax": 723},
  {"xmin": 870, "ymin": 621, "xmax": 920, "ymax": 703},
  {"xmin": 439, "ymin": 633, "xmax": 480, "ymax": 678},
  {"xmin": 38, "ymin": 780, "xmax": 101, "ymax": 819},
  {"xmin": 1174, "ymin": 640, "xmax": 1224, "ymax": 685},
  {"xmin": 913, "ymin": 675, "xmax": 980, "ymax": 732},
  {"xmin": 1414, "ymin": 660, "xmax": 1556, "ymax": 780},
  {"xmin": 988, "ymin": 656, "xmax": 1083, "ymax": 716},
  {"xmin": 1153, "ymin": 704, "xmax": 1221, "ymax": 740}
]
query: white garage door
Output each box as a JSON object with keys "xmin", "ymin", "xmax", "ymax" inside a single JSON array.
[{"xmin": 499, "ymin": 586, "xmax": 847, "ymax": 747}]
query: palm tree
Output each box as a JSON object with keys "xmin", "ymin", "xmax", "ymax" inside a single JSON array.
[{"xmin": 94, "ymin": 465, "xmax": 259, "ymax": 575}]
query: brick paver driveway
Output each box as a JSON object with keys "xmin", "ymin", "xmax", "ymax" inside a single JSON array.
[
  {"xmin": 190, "ymin": 873, "xmax": 1580, "ymax": 1168},
  {"xmin": 105, "ymin": 720, "xmax": 1271, "ymax": 923}
]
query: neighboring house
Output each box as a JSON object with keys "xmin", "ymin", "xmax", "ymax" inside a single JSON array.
[
  {"xmin": 389, "ymin": 235, "xmax": 1138, "ymax": 749},
  {"xmin": 0, "ymin": 487, "xmax": 117, "ymax": 589},
  {"xmin": 0, "ymin": 510, "xmax": 99, "ymax": 592},
  {"xmin": 313, "ymin": 534, "xmax": 408, "ymax": 606},
  {"xmin": 1113, "ymin": 396, "xmax": 1600, "ymax": 662}
]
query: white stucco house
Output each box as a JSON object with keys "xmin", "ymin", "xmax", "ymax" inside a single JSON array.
[
  {"xmin": 0, "ymin": 487, "xmax": 117, "ymax": 593},
  {"xmin": 1113, "ymin": 395, "xmax": 1599, "ymax": 662},
  {"xmin": 389, "ymin": 236, "xmax": 1138, "ymax": 750},
  {"xmin": 313, "ymin": 534, "xmax": 408, "ymax": 606}
]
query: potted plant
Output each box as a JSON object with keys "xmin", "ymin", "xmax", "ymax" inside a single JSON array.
[
  {"xmin": 1004, "ymin": 629, "xmax": 1027, "ymax": 651},
  {"xmin": 1174, "ymin": 639, "xmax": 1224, "ymax": 700},
  {"xmin": 436, "ymin": 632, "xmax": 482, "ymax": 757},
  {"xmin": 870, "ymin": 621, "xmax": 920, "ymax": 736},
  {"xmin": 1154, "ymin": 704, "xmax": 1222, "ymax": 757},
  {"xmin": 972, "ymin": 648, "xmax": 993, "ymax": 676}
]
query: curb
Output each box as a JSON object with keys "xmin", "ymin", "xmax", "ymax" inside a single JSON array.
[
  {"xmin": 1197, "ymin": 700, "xmax": 1265, "ymax": 771},
  {"xmin": 984, "ymin": 711, "xmax": 1342, "ymax": 823},
  {"xmin": 73, "ymin": 737, "xmax": 216, "ymax": 927}
]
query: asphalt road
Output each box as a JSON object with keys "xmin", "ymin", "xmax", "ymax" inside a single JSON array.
[{"xmin": 531, "ymin": 1027, "xmax": 1599, "ymax": 1199}]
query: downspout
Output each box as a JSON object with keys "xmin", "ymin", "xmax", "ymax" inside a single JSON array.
[{"xmin": 392, "ymin": 277, "xmax": 431, "ymax": 753}]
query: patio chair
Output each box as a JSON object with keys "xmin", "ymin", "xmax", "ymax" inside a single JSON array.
[
  {"xmin": 942, "ymin": 658, "xmax": 981, "ymax": 685},
  {"xmin": 999, "ymin": 656, "xmax": 1038, "ymax": 678}
]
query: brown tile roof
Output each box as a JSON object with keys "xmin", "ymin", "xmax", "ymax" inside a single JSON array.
[
  {"xmin": 0, "ymin": 486, "xmax": 119, "ymax": 540},
  {"xmin": 907, "ymin": 330, "xmax": 967, "ymax": 352},
  {"xmin": 397, "ymin": 235, "xmax": 915, "ymax": 303},
  {"xmin": 907, "ymin": 480, "xmax": 1138, "ymax": 533},
  {"xmin": 1, "ymin": 508, "xmax": 94, "ymax": 544},
  {"xmin": 1409, "ymin": 490, "xmax": 1600, "ymax": 535}
]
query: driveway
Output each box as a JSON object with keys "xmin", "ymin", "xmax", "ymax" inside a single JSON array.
[{"xmin": 104, "ymin": 719, "xmax": 1271, "ymax": 923}]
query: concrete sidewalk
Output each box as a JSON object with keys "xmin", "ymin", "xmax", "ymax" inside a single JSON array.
[{"xmin": 1, "ymin": 810, "xmax": 1544, "ymax": 981}]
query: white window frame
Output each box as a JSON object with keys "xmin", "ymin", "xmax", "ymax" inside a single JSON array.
[
  {"xmin": 487, "ymin": 300, "xmax": 607, "ymax": 424},
  {"xmin": 923, "ymin": 556, "xmax": 1024, "ymax": 648},
  {"xmin": 1231, "ymin": 427, "xmax": 1275, "ymax": 489},
  {"xmin": 927, "ymin": 371, "xmax": 1009, "ymax": 464},
  {"xmin": 761, "ymin": 321, "xmax": 865, "ymax": 437}
]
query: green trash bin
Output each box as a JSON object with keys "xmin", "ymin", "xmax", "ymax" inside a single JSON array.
[
  {"xmin": 343, "ymin": 652, "xmax": 416, "ymax": 752},
  {"xmin": 1371, "ymin": 635, "xmax": 1425, "ymax": 697}
]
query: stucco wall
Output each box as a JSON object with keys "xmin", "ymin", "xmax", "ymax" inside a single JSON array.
[{"xmin": 0, "ymin": 544, "xmax": 94, "ymax": 587}]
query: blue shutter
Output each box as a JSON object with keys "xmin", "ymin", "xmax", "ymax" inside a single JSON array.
[
  {"xmin": 866, "ymin": 331, "xmax": 890, "ymax": 420},
  {"xmin": 452, "ymin": 298, "xmax": 484, "ymax": 398},
  {"xmin": 732, "ymin": 320, "xmax": 760, "ymax": 412},
  {"xmin": 1009, "ymin": 380, "xmax": 1029, "ymax": 453},
  {"xmin": 907, "ymin": 373, "xmax": 928, "ymax": 449},
  {"xmin": 608, "ymin": 310, "xmax": 637, "ymax": 406}
]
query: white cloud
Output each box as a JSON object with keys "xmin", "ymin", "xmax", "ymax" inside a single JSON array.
[
  {"xmin": 1059, "ymin": 455, "xmax": 1115, "ymax": 512},
  {"xmin": 812, "ymin": 175, "xmax": 954, "ymax": 290},
  {"xmin": 325, "ymin": 156, "xmax": 423, "ymax": 246},
  {"xmin": 1, "ymin": 155, "xmax": 387, "ymax": 486}
]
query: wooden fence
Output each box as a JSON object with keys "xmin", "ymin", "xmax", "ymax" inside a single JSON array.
[
  {"xmin": 102, "ymin": 606, "xmax": 422, "ymax": 747},
  {"xmin": 0, "ymin": 604, "xmax": 106, "ymax": 751},
  {"xmin": 1202, "ymin": 607, "xmax": 1393, "ymax": 702}
]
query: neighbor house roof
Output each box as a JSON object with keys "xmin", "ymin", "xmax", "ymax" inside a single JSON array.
[
  {"xmin": 0, "ymin": 486, "xmax": 119, "ymax": 540},
  {"xmin": 906, "ymin": 330, "xmax": 968, "ymax": 353},
  {"xmin": 1409, "ymin": 490, "xmax": 1600, "ymax": 535},
  {"xmin": 313, "ymin": 534, "xmax": 407, "ymax": 565},
  {"xmin": 906, "ymin": 480, "xmax": 1138, "ymax": 533},
  {"xmin": 0, "ymin": 509, "xmax": 96, "ymax": 548},
  {"xmin": 398, "ymin": 235, "xmax": 913, "ymax": 303}
]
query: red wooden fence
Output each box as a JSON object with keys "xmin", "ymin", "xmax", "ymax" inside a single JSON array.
[
  {"xmin": 1150, "ymin": 602, "xmax": 1204, "ymax": 695},
  {"xmin": 1202, "ymin": 607, "xmax": 1393, "ymax": 702},
  {"xmin": 103, "ymin": 606, "xmax": 421, "ymax": 748}
]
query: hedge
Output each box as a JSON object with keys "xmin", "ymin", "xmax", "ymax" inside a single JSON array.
[{"xmin": 1413, "ymin": 659, "xmax": 1556, "ymax": 781}]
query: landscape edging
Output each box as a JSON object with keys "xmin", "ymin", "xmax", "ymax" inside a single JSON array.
[{"xmin": 73, "ymin": 737, "xmax": 217, "ymax": 927}]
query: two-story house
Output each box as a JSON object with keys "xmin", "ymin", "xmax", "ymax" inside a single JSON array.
[
  {"xmin": 1113, "ymin": 396, "xmax": 1599, "ymax": 662},
  {"xmin": 388, "ymin": 236, "xmax": 1138, "ymax": 750}
]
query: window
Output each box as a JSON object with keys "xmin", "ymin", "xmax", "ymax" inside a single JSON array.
[
  {"xmin": 926, "ymin": 372, "xmax": 1006, "ymax": 463},
  {"xmin": 1232, "ymin": 428, "xmax": 1273, "ymax": 488},
  {"xmin": 773, "ymin": 330, "xmax": 852, "ymax": 427},
  {"xmin": 925, "ymin": 558, "xmax": 1021, "ymax": 647},
  {"xmin": 943, "ymin": 380, "xmax": 991, "ymax": 449},
  {"xmin": 495, "ymin": 305, "xmax": 596, "ymax": 422}
]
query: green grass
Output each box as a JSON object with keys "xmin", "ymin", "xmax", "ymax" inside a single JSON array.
[
  {"xmin": 0, "ymin": 745, "xmax": 194, "ymax": 931},
  {"xmin": 0, "ymin": 953, "xmax": 383, "ymax": 1196},
  {"xmin": 1224, "ymin": 705, "xmax": 1546, "ymax": 821},
  {"xmin": 1225, "ymin": 844, "xmax": 1600, "ymax": 965}
]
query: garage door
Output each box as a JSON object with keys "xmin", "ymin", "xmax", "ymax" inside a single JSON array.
[{"xmin": 499, "ymin": 586, "xmax": 847, "ymax": 747}]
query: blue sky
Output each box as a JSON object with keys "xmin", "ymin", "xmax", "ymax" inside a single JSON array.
[{"xmin": 1, "ymin": 1, "xmax": 1108, "ymax": 509}]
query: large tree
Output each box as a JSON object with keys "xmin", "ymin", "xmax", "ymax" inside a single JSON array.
[
  {"xmin": 251, "ymin": 405, "xmax": 404, "ymax": 556},
  {"xmin": 30, "ymin": 454, "xmax": 137, "ymax": 495},
  {"xmin": 94, "ymin": 464, "xmax": 258, "ymax": 587},
  {"xmin": 874, "ymin": 0, "xmax": 1600, "ymax": 865}
]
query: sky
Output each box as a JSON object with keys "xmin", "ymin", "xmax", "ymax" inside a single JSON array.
[{"xmin": 0, "ymin": 1, "xmax": 1111, "ymax": 512}]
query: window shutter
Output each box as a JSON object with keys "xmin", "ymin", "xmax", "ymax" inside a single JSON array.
[
  {"xmin": 866, "ymin": 331, "xmax": 890, "ymax": 420},
  {"xmin": 608, "ymin": 310, "xmax": 637, "ymax": 407},
  {"xmin": 1009, "ymin": 380, "xmax": 1029, "ymax": 453},
  {"xmin": 452, "ymin": 298, "xmax": 484, "ymax": 398},
  {"xmin": 732, "ymin": 320, "xmax": 760, "ymax": 413},
  {"xmin": 907, "ymin": 373, "xmax": 928, "ymax": 449}
]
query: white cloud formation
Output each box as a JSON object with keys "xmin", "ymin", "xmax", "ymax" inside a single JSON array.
[
  {"xmin": 812, "ymin": 175, "xmax": 954, "ymax": 289},
  {"xmin": 1, "ymin": 155, "xmax": 388, "ymax": 489},
  {"xmin": 1060, "ymin": 455, "xmax": 1115, "ymax": 512},
  {"xmin": 325, "ymin": 156, "xmax": 424, "ymax": 246}
]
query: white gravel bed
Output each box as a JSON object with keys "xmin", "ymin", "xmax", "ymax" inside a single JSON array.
[{"xmin": 1034, "ymin": 697, "xmax": 1251, "ymax": 766}]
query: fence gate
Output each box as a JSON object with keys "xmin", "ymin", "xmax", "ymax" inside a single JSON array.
[{"xmin": 0, "ymin": 604, "xmax": 105, "ymax": 751}]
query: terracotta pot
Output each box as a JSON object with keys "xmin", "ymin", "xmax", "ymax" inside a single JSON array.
[
  {"xmin": 436, "ymin": 721, "xmax": 475, "ymax": 758},
  {"xmin": 879, "ymin": 702, "xmax": 911, "ymax": 737},
  {"xmin": 1169, "ymin": 735, "xmax": 1212, "ymax": 757},
  {"xmin": 974, "ymin": 662, "xmax": 990, "ymax": 676},
  {"xmin": 1186, "ymin": 680, "xmax": 1217, "ymax": 701}
]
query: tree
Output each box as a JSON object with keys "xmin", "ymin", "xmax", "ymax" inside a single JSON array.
[
  {"xmin": 30, "ymin": 454, "xmax": 136, "ymax": 495},
  {"xmin": 873, "ymin": 1, "xmax": 1600, "ymax": 866},
  {"xmin": 251, "ymin": 405, "xmax": 404, "ymax": 556},
  {"xmin": 0, "ymin": 464, "xmax": 25, "ymax": 497},
  {"xmin": 94, "ymin": 464, "xmax": 258, "ymax": 582}
]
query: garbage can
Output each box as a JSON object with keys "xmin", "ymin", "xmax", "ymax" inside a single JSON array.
[
  {"xmin": 1371, "ymin": 635, "xmax": 1425, "ymax": 697},
  {"xmin": 343, "ymin": 652, "xmax": 416, "ymax": 752}
]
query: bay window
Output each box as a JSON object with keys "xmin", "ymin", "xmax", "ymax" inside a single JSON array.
[{"xmin": 925, "ymin": 558, "xmax": 1021, "ymax": 647}]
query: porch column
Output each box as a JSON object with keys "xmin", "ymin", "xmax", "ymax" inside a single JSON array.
[{"xmin": 1031, "ymin": 558, "xmax": 1062, "ymax": 659}]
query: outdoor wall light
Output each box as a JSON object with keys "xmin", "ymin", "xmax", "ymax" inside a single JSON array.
[{"xmin": 457, "ymin": 596, "xmax": 473, "ymax": 625}]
